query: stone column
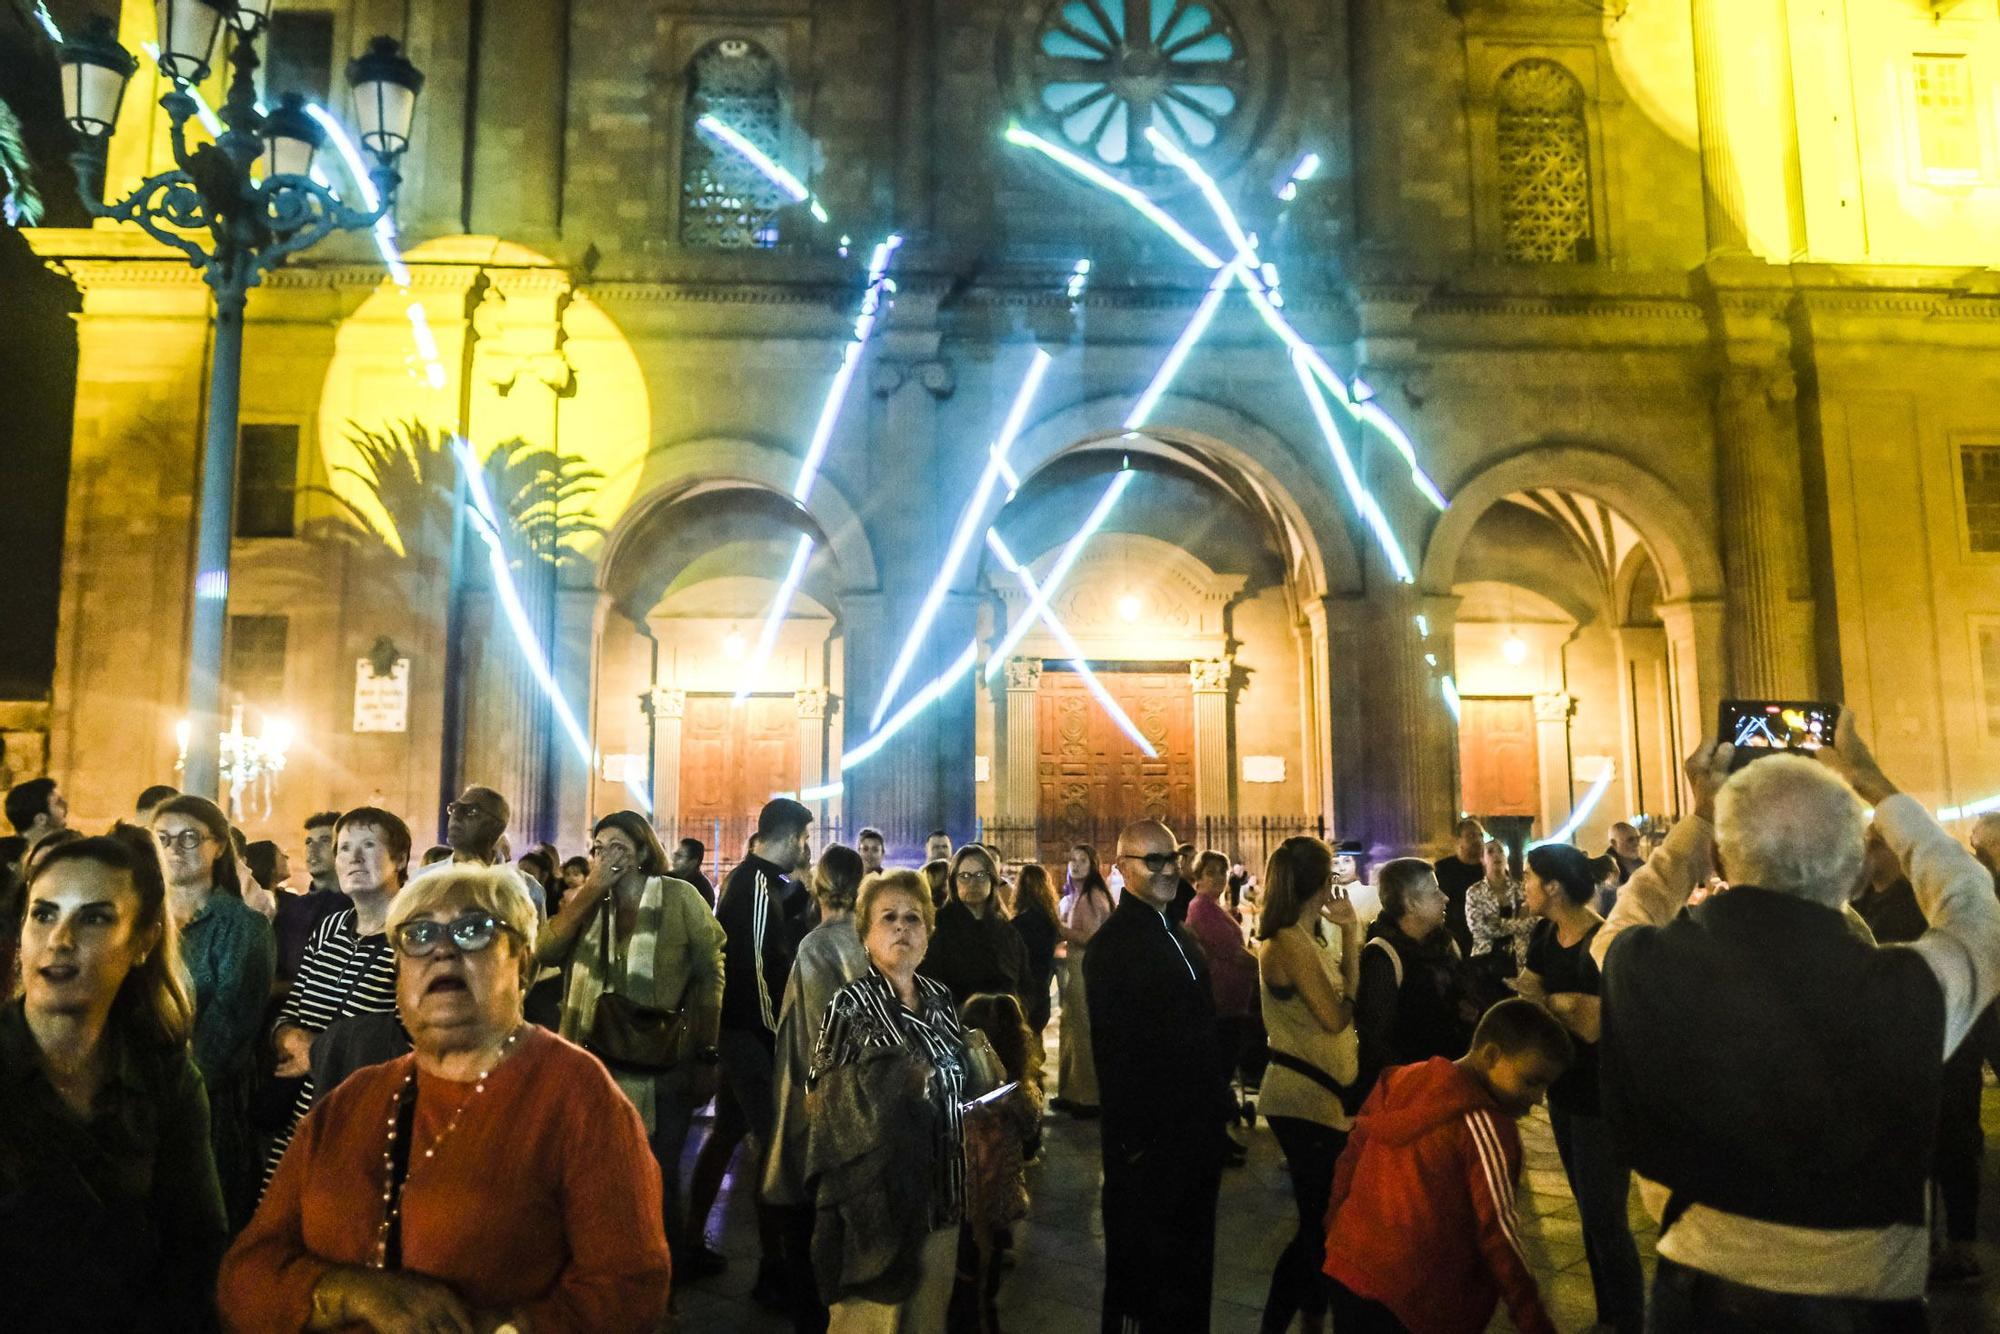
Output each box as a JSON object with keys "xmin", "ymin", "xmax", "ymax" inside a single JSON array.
[
  {"xmin": 1713, "ymin": 360, "xmax": 1816, "ymax": 698},
  {"xmin": 1533, "ymin": 692, "xmax": 1576, "ymax": 840},
  {"xmin": 794, "ymin": 686, "xmax": 831, "ymax": 796},
  {"xmin": 1002, "ymin": 659, "xmax": 1043, "ymax": 846},
  {"xmin": 1690, "ymin": 0, "xmax": 1749, "ymax": 253},
  {"xmin": 1191, "ymin": 658, "xmax": 1235, "ymax": 822},
  {"xmin": 1351, "ymin": 592, "xmax": 1460, "ymax": 859},
  {"xmin": 1657, "ymin": 596, "xmax": 1729, "ymax": 801},
  {"xmin": 648, "ymin": 686, "xmax": 686, "ymax": 842}
]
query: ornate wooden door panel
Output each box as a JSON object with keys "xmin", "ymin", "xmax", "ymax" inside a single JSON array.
[
  {"xmin": 1035, "ymin": 667, "xmax": 1193, "ymax": 864},
  {"xmin": 679, "ymin": 694, "xmax": 799, "ymax": 832},
  {"xmin": 1459, "ymin": 696, "xmax": 1540, "ymax": 819}
]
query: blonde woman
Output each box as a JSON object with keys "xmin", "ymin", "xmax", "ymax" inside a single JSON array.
[
  {"xmin": 1053, "ymin": 844, "xmax": 1112, "ymax": 1115},
  {"xmin": 1255, "ymin": 835, "xmax": 1361, "ymax": 1334}
]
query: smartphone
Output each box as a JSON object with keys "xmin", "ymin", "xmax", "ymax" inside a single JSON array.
[
  {"xmin": 1718, "ymin": 699, "xmax": 1837, "ymax": 771},
  {"xmin": 961, "ymin": 1080, "xmax": 1019, "ymax": 1113}
]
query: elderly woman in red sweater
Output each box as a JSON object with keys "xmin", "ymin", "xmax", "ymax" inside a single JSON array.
[{"xmin": 219, "ymin": 864, "xmax": 671, "ymax": 1333}]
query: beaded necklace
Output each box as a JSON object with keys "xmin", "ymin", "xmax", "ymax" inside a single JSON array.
[{"xmin": 370, "ymin": 1025, "xmax": 525, "ymax": 1268}]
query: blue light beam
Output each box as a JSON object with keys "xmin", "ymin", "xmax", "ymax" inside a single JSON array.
[
  {"xmin": 451, "ymin": 437, "xmax": 653, "ymax": 811},
  {"xmin": 986, "ymin": 531, "xmax": 1158, "ymax": 757},
  {"xmin": 1531, "ymin": 763, "xmax": 1617, "ymax": 850},
  {"xmin": 871, "ymin": 348, "xmax": 1055, "ymax": 730},
  {"xmin": 695, "ymin": 115, "xmax": 831, "ymax": 223},
  {"xmin": 1291, "ymin": 351, "xmax": 1414, "ymax": 583}
]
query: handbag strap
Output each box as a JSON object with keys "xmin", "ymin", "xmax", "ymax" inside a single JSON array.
[{"xmin": 383, "ymin": 1073, "xmax": 419, "ymax": 1269}]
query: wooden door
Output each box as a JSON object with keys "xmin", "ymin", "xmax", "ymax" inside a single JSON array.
[
  {"xmin": 1460, "ymin": 696, "xmax": 1540, "ymax": 819},
  {"xmin": 1035, "ymin": 667, "xmax": 1194, "ymax": 865},
  {"xmin": 679, "ymin": 694, "xmax": 800, "ymax": 837}
]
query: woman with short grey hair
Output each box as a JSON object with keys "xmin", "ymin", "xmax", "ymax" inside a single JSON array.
[{"xmin": 221, "ymin": 864, "xmax": 672, "ymax": 1331}]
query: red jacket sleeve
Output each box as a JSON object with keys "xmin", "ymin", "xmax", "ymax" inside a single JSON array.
[
  {"xmin": 217, "ymin": 1103, "xmax": 334, "ymax": 1333},
  {"xmin": 517, "ymin": 1061, "xmax": 673, "ymax": 1332},
  {"xmin": 1458, "ymin": 1108, "xmax": 1554, "ymax": 1334}
]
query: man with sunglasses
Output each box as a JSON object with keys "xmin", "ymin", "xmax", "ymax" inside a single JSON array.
[
  {"xmin": 1085, "ymin": 819, "xmax": 1231, "ymax": 1333},
  {"xmin": 414, "ymin": 785, "xmax": 545, "ymax": 920}
]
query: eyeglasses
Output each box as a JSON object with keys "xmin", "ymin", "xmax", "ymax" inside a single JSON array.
[
  {"xmin": 393, "ymin": 912, "xmax": 517, "ymax": 958},
  {"xmin": 1119, "ymin": 851, "xmax": 1179, "ymax": 875},
  {"xmin": 445, "ymin": 801, "xmax": 495, "ymax": 821},
  {"xmin": 155, "ymin": 831, "xmax": 208, "ymax": 853},
  {"xmin": 955, "ymin": 870, "xmax": 992, "ymax": 885}
]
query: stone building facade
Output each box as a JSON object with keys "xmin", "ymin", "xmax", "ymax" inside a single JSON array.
[{"xmin": 24, "ymin": 0, "xmax": 2000, "ymax": 863}]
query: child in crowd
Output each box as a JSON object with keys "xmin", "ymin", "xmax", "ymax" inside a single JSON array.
[
  {"xmin": 952, "ymin": 991, "xmax": 1045, "ymax": 1334},
  {"xmin": 1322, "ymin": 998, "xmax": 1572, "ymax": 1334}
]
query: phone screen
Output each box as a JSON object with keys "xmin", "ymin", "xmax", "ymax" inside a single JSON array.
[
  {"xmin": 960, "ymin": 1080, "xmax": 1020, "ymax": 1113},
  {"xmin": 1718, "ymin": 699, "xmax": 1836, "ymax": 770}
]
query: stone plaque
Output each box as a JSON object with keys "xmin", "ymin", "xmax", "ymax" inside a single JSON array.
[{"xmin": 353, "ymin": 658, "xmax": 411, "ymax": 733}]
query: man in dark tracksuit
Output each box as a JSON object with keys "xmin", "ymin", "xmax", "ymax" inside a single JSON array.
[{"xmin": 1087, "ymin": 819, "xmax": 1230, "ymax": 1333}]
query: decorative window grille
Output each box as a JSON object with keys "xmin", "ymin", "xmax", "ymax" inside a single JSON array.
[
  {"xmin": 1495, "ymin": 59, "xmax": 1595, "ymax": 263},
  {"xmin": 1912, "ymin": 54, "xmax": 1983, "ymax": 184},
  {"xmin": 680, "ymin": 40, "xmax": 786, "ymax": 250},
  {"xmin": 228, "ymin": 615, "xmax": 290, "ymax": 706},
  {"xmin": 1962, "ymin": 445, "xmax": 2000, "ymax": 552}
]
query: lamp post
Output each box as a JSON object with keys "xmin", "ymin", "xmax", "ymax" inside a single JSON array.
[{"xmin": 56, "ymin": 4, "xmax": 422, "ymax": 799}]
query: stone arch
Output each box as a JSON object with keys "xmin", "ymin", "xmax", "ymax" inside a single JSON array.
[
  {"xmin": 1004, "ymin": 391, "xmax": 1363, "ymax": 601},
  {"xmin": 597, "ymin": 436, "xmax": 881, "ymax": 597},
  {"xmin": 1421, "ymin": 442, "xmax": 1722, "ymax": 604}
]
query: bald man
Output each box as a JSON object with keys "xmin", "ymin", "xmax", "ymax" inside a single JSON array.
[{"xmin": 1084, "ymin": 819, "xmax": 1230, "ymax": 1332}]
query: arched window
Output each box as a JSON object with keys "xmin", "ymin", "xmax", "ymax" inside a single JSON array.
[
  {"xmin": 680, "ymin": 40, "xmax": 785, "ymax": 250},
  {"xmin": 1495, "ymin": 59, "xmax": 1595, "ymax": 263}
]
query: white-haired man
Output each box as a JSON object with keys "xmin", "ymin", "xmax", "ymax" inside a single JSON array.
[{"xmin": 1592, "ymin": 712, "xmax": 2000, "ymax": 1328}]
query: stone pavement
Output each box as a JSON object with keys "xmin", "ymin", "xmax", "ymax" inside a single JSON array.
[{"xmin": 674, "ymin": 1061, "xmax": 2000, "ymax": 1333}]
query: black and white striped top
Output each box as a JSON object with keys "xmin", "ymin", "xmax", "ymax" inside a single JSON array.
[
  {"xmin": 263, "ymin": 908, "xmax": 398, "ymax": 1184},
  {"xmin": 810, "ymin": 969, "xmax": 970, "ymax": 1229}
]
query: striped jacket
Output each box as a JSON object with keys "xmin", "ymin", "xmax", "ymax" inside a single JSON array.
[{"xmin": 1322, "ymin": 1056, "xmax": 1553, "ymax": 1334}]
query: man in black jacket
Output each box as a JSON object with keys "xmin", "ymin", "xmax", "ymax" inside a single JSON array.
[
  {"xmin": 1086, "ymin": 819, "xmax": 1230, "ymax": 1333},
  {"xmin": 707, "ymin": 797, "xmax": 812, "ymax": 1307},
  {"xmin": 1597, "ymin": 715, "xmax": 2000, "ymax": 1327}
]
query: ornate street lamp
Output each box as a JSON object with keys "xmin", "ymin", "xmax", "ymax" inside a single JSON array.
[{"xmin": 56, "ymin": 9, "xmax": 421, "ymax": 801}]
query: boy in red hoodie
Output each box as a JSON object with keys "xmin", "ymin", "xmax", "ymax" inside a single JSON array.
[{"xmin": 1322, "ymin": 998, "xmax": 1573, "ymax": 1334}]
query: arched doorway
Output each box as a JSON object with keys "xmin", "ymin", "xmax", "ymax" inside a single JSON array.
[
  {"xmin": 977, "ymin": 418, "xmax": 1351, "ymax": 870},
  {"xmin": 1424, "ymin": 447, "xmax": 1725, "ymax": 847},
  {"xmin": 594, "ymin": 482, "xmax": 853, "ymax": 859}
]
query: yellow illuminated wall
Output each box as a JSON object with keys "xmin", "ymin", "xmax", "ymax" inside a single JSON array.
[{"xmin": 311, "ymin": 237, "xmax": 652, "ymax": 554}]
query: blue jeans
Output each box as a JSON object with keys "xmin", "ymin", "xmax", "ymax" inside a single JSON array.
[{"xmin": 1548, "ymin": 1101, "xmax": 1645, "ymax": 1334}]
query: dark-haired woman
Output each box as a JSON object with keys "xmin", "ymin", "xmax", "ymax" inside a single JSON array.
[
  {"xmin": 153, "ymin": 795, "xmax": 274, "ymax": 1231},
  {"xmin": 1254, "ymin": 837, "xmax": 1361, "ymax": 1334},
  {"xmin": 263, "ymin": 807, "xmax": 410, "ymax": 1184},
  {"xmin": 920, "ymin": 845, "xmax": 1028, "ymax": 1008},
  {"xmin": 540, "ymin": 808, "xmax": 725, "ymax": 1269},
  {"xmin": 1009, "ymin": 863, "xmax": 1061, "ymax": 1050},
  {"xmin": 1054, "ymin": 844, "xmax": 1112, "ymax": 1115},
  {"xmin": 1512, "ymin": 843, "xmax": 1642, "ymax": 1334},
  {"xmin": 0, "ymin": 829, "xmax": 226, "ymax": 1331}
]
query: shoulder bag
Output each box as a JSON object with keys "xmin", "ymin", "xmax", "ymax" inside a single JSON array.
[{"xmin": 582, "ymin": 887, "xmax": 689, "ymax": 1074}]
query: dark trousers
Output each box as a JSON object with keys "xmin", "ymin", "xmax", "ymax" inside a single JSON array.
[
  {"xmin": 1936, "ymin": 1036, "xmax": 1984, "ymax": 1242},
  {"xmin": 1100, "ymin": 1141, "xmax": 1222, "ymax": 1333},
  {"xmin": 1326, "ymin": 1278, "xmax": 1407, "ymax": 1333},
  {"xmin": 1548, "ymin": 1102, "xmax": 1645, "ymax": 1334},
  {"xmin": 1261, "ymin": 1117, "xmax": 1346, "ymax": 1332},
  {"xmin": 776, "ymin": 1200, "xmax": 827, "ymax": 1333},
  {"xmin": 1648, "ymin": 1258, "xmax": 1928, "ymax": 1333}
]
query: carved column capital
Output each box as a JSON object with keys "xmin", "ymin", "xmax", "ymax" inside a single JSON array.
[
  {"xmin": 1533, "ymin": 691, "xmax": 1574, "ymax": 724},
  {"xmin": 794, "ymin": 686, "xmax": 832, "ymax": 720},
  {"xmin": 1004, "ymin": 658, "xmax": 1044, "ymax": 692},
  {"xmin": 1190, "ymin": 657, "xmax": 1234, "ymax": 694},
  {"xmin": 871, "ymin": 356, "xmax": 956, "ymax": 400},
  {"xmin": 642, "ymin": 686, "xmax": 686, "ymax": 720}
]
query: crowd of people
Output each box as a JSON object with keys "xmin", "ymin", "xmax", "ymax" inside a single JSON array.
[{"xmin": 1, "ymin": 706, "xmax": 1998, "ymax": 1332}]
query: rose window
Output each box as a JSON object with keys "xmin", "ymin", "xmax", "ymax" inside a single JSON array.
[{"xmin": 1023, "ymin": 0, "xmax": 1252, "ymax": 169}]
